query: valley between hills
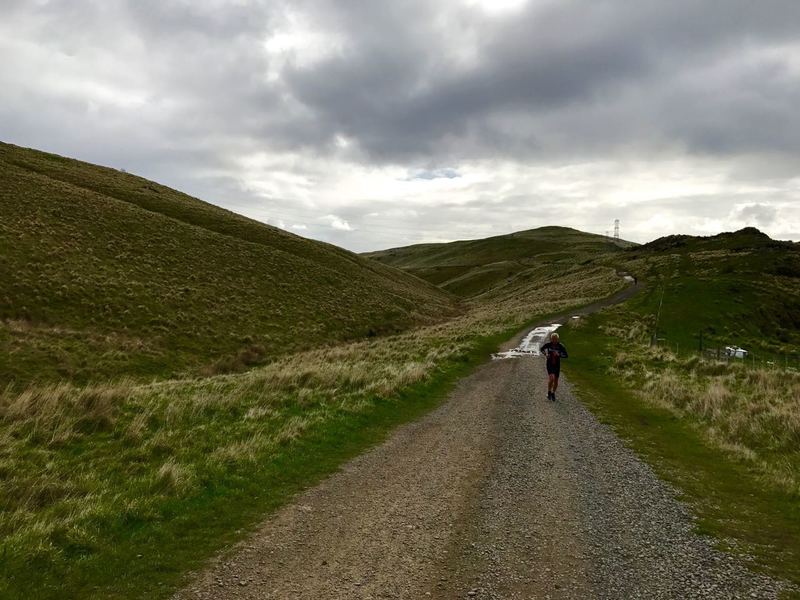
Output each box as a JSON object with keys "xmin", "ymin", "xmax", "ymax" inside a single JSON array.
[{"xmin": 2, "ymin": 142, "xmax": 799, "ymax": 598}]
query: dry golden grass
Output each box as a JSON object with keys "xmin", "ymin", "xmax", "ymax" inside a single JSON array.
[
  {"xmin": 0, "ymin": 380, "xmax": 133, "ymax": 446},
  {"xmin": 606, "ymin": 339, "xmax": 800, "ymax": 494}
]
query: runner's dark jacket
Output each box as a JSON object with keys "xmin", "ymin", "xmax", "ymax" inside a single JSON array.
[{"xmin": 540, "ymin": 342, "xmax": 568, "ymax": 374}]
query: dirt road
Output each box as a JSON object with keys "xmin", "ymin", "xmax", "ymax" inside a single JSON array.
[{"xmin": 176, "ymin": 320, "xmax": 785, "ymax": 599}]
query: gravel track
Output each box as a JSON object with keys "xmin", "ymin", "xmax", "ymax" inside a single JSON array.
[
  {"xmin": 438, "ymin": 362, "xmax": 785, "ymax": 599},
  {"xmin": 176, "ymin": 323, "xmax": 787, "ymax": 599}
]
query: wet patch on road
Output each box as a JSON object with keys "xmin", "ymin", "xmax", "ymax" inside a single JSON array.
[{"xmin": 491, "ymin": 323, "xmax": 562, "ymax": 360}]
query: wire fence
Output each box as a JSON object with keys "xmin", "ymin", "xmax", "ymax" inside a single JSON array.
[{"xmin": 651, "ymin": 336, "xmax": 800, "ymax": 372}]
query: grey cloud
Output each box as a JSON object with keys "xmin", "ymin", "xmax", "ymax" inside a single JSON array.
[
  {"xmin": 2, "ymin": 0, "xmax": 799, "ymax": 251},
  {"xmin": 275, "ymin": 0, "xmax": 800, "ymax": 162},
  {"xmin": 6, "ymin": 0, "xmax": 800, "ymax": 164},
  {"xmin": 735, "ymin": 203, "xmax": 778, "ymax": 227}
]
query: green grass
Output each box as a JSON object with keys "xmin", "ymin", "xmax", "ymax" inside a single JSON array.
[
  {"xmin": 0, "ymin": 141, "xmax": 456, "ymax": 387},
  {"xmin": 563, "ymin": 312, "xmax": 800, "ymax": 596},
  {"xmin": 602, "ymin": 229, "xmax": 800, "ymax": 360},
  {"xmin": 644, "ymin": 276, "xmax": 800, "ymax": 358}
]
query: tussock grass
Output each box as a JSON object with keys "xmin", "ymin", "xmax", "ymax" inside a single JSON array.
[
  {"xmin": 598, "ymin": 307, "xmax": 800, "ymax": 495},
  {"xmin": 0, "ymin": 263, "xmax": 622, "ymax": 598},
  {"xmin": 1, "ymin": 380, "xmax": 132, "ymax": 445},
  {"xmin": 640, "ymin": 360, "xmax": 800, "ymax": 492}
]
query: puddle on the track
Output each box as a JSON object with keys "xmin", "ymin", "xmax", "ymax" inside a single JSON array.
[{"xmin": 492, "ymin": 323, "xmax": 562, "ymax": 360}]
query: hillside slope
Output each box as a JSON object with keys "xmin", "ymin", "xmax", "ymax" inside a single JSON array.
[
  {"xmin": 365, "ymin": 226, "xmax": 632, "ymax": 298},
  {"xmin": 0, "ymin": 142, "xmax": 456, "ymax": 386},
  {"xmin": 603, "ymin": 227, "xmax": 800, "ymax": 357}
]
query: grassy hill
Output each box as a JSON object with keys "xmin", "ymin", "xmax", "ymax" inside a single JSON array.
[
  {"xmin": 604, "ymin": 227, "xmax": 800, "ymax": 358},
  {"xmin": 366, "ymin": 224, "xmax": 800, "ymax": 358},
  {"xmin": 0, "ymin": 142, "xmax": 456, "ymax": 386},
  {"xmin": 365, "ymin": 226, "xmax": 633, "ymax": 298}
]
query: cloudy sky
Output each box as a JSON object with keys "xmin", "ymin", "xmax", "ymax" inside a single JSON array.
[{"xmin": 2, "ymin": 0, "xmax": 800, "ymax": 251}]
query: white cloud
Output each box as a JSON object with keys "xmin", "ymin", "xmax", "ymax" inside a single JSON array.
[
  {"xmin": 466, "ymin": 0, "xmax": 530, "ymax": 16},
  {"xmin": 323, "ymin": 215, "xmax": 353, "ymax": 231}
]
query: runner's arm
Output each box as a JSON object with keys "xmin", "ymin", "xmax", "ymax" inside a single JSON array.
[{"xmin": 559, "ymin": 344, "xmax": 568, "ymax": 358}]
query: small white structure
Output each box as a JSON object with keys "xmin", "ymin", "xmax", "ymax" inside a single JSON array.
[{"xmin": 725, "ymin": 346, "xmax": 748, "ymax": 359}]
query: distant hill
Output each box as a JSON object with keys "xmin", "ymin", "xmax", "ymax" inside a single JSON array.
[
  {"xmin": 365, "ymin": 226, "xmax": 634, "ymax": 298},
  {"xmin": 636, "ymin": 227, "xmax": 782, "ymax": 254},
  {"xmin": 367, "ymin": 223, "xmax": 800, "ymax": 359},
  {"xmin": 0, "ymin": 142, "xmax": 456, "ymax": 386},
  {"xmin": 609, "ymin": 227, "xmax": 800, "ymax": 356}
]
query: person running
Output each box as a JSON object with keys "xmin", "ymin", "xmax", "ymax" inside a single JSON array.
[{"xmin": 540, "ymin": 332, "xmax": 568, "ymax": 401}]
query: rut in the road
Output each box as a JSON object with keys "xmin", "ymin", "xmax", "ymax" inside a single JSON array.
[{"xmin": 176, "ymin": 344, "xmax": 787, "ymax": 600}]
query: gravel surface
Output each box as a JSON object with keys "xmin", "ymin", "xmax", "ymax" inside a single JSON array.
[
  {"xmin": 439, "ymin": 361, "xmax": 787, "ymax": 599},
  {"xmin": 175, "ymin": 324, "xmax": 788, "ymax": 599}
]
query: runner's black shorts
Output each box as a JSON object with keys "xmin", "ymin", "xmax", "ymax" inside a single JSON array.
[{"xmin": 546, "ymin": 365, "xmax": 560, "ymax": 377}]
